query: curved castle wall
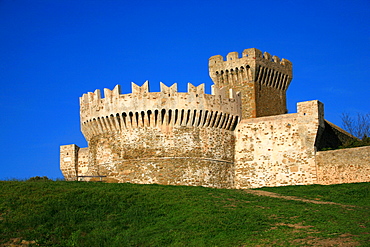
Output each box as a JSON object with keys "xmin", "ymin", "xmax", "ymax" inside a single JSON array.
[
  {"xmin": 63, "ymin": 81, "xmax": 241, "ymax": 188},
  {"xmin": 85, "ymin": 127, "xmax": 236, "ymax": 187},
  {"xmin": 80, "ymin": 82, "xmax": 241, "ymax": 140}
]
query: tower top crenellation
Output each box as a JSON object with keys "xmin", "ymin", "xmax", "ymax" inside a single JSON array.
[
  {"xmin": 209, "ymin": 48, "xmax": 292, "ymax": 68},
  {"xmin": 208, "ymin": 48, "xmax": 293, "ymax": 119}
]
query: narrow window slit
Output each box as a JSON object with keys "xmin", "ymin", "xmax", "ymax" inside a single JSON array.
[
  {"xmin": 180, "ymin": 109, "xmax": 185, "ymax": 125},
  {"xmin": 197, "ymin": 110, "xmax": 203, "ymax": 126},
  {"xmin": 122, "ymin": 113, "xmax": 127, "ymax": 128},
  {"xmin": 129, "ymin": 112, "xmax": 134, "ymax": 127}
]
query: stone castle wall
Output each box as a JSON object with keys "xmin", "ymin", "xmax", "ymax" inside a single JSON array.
[
  {"xmin": 61, "ymin": 80, "xmax": 242, "ymax": 188},
  {"xmin": 76, "ymin": 147, "xmax": 89, "ymax": 177},
  {"xmin": 316, "ymin": 146, "xmax": 370, "ymax": 185},
  {"xmin": 60, "ymin": 47, "xmax": 369, "ymax": 189},
  {"xmin": 81, "ymin": 127, "xmax": 235, "ymax": 188},
  {"xmin": 60, "ymin": 144, "xmax": 79, "ymax": 180},
  {"xmin": 234, "ymin": 100, "xmax": 324, "ymax": 189}
]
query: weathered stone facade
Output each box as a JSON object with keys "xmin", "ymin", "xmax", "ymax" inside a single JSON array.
[
  {"xmin": 316, "ymin": 146, "xmax": 370, "ymax": 185},
  {"xmin": 234, "ymin": 101, "xmax": 324, "ymax": 188},
  {"xmin": 60, "ymin": 47, "xmax": 370, "ymax": 188}
]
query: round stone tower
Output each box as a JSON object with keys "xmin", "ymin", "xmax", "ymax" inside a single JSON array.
[{"xmin": 77, "ymin": 81, "xmax": 241, "ymax": 188}]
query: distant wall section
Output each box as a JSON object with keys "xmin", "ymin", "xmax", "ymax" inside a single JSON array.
[
  {"xmin": 316, "ymin": 146, "xmax": 370, "ymax": 185},
  {"xmin": 60, "ymin": 144, "xmax": 79, "ymax": 181}
]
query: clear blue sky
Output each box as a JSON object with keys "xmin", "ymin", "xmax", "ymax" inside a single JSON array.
[{"xmin": 1, "ymin": 0, "xmax": 369, "ymax": 180}]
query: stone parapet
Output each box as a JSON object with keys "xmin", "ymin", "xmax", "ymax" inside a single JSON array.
[
  {"xmin": 79, "ymin": 82, "xmax": 242, "ymax": 140},
  {"xmin": 209, "ymin": 48, "xmax": 292, "ymax": 92}
]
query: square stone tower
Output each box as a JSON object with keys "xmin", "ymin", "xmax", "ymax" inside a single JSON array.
[{"xmin": 209, "ymin": 48, "xmax": 293, "ymax": 119}]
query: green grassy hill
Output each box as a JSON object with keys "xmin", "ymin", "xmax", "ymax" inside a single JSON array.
[{"xmin": 1, "ymin": 181, "xmax": 369, "ymax": 246}]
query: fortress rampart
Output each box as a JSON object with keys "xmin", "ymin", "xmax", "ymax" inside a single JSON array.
[
  {"xmin": 60, "ymin": 47, "xmax": 370, "ymax": 188},
  {"xmin": 80, "ymin": 82, "xmax": 241, "ymax": 140},
  {"xmin": 62, "ymin": 81, "xmax": 242, "ymax": 187},
  {"xmin": 234, "ymin": 101, "xmax": 325, "ymax": 188}
]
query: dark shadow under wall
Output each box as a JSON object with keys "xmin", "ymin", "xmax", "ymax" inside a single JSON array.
[{"xmin": 316, "ymin": 120, "xmax": 357, "ymax": 151}]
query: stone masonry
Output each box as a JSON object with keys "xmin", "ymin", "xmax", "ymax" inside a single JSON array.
[{"xmin": 60, "ymin": 47, "xmax": 370, "ymax": 188}]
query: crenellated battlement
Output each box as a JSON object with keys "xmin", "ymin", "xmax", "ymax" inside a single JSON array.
[
  {"xmin": 209, "ymin": 48, "xmax": 292, "ymax": 90},
  {"xmin": 80, "ymin": 81, "xmax": 242, "ymax": 140},
  {"xmin": 209, "ymin": 48, "xmax": 292, "ymax": 69},
  {"xmin": 209, "ymin": 48, "xmax": 293, "ymax": 119},
  {"xmin": 80, "ymin": 81, "xmax": 237, "ymax": 103}
]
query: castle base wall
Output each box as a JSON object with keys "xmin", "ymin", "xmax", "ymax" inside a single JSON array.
[
  {"xmin": 83, "ymin": 158, "xmax": 234, "ymax": 188},
  {"xmin": 75, "ymin": 126, "xmax": 235, "ymax": 188},
  {"xmin": 316, "ymin": 146, "xmax": 370, "ymax": 185}
]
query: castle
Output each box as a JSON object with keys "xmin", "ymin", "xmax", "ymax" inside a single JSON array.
[{"xmin": 60, "ymin": 48, "xmax": 370, "ymax": 188}]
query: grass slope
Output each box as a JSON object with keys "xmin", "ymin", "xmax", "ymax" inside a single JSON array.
[{"xmin": 0, "ymin": 181, "xmax": 369, "ymax": 246}]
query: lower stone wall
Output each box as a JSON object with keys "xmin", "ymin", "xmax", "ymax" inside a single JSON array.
[
  {"xmin": 67, "ymin": 126, "xmax": 236, "ymax": 188},
  {"xmin": 85, "ymin": 158, "xmax": 234, "ymax": 188},
  {"xmin": 234, "ymin": 101, "xmax": 324, "ymax": 189},
  {"xmin": 316, "ymin": 146, "xmax": 370, "ymax": 185},
  {"xmin": 77, "ymin": 147, "xmax": 89, "ymax": 176}
]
